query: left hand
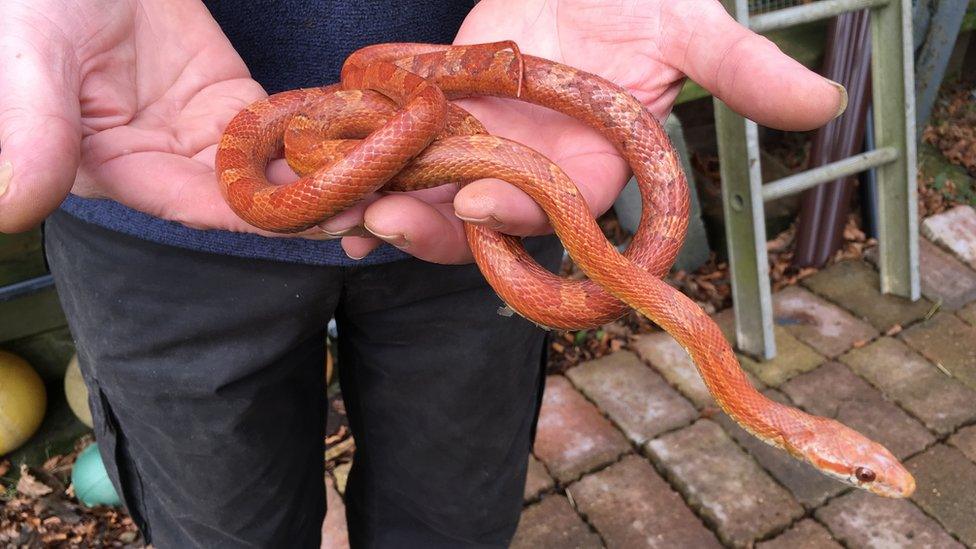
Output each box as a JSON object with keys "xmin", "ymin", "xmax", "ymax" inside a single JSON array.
[{"xmin": 335, "ymin": 0, "xmax": 847, "ymax": 262}]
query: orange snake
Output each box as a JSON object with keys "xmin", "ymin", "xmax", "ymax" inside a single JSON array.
[{"xmin": 216, "ymin": 42, "xmax": 914, "ymax": 498}]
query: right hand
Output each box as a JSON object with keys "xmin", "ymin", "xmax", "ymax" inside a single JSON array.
[{"xmin": 0, "ymin": 0, "xmax": 274, "ymax": 234}]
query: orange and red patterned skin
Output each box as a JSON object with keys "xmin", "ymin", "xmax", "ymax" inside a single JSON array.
[{"xmin": 216, "ymin": 43, "xmax": 914, "ymax": 498}]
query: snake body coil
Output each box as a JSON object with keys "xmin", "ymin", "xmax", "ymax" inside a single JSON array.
[{"xmin": 216, "ymin": 42, "xmax": 915, "ymax": 497}]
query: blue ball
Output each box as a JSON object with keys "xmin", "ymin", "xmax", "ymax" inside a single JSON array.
[{"xmin": 72, "ymin": 443, "xmax": 122, "ymax": 507}]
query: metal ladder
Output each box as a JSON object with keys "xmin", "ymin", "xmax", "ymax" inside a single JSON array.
[{"xmin": 716, "ymin": 0, "xmax": 920, "ymax": 359}]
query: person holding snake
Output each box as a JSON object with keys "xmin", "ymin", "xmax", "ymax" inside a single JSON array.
[{"xmin": 0, "ymin": 0, "xmax": 910, "ymax": 547}]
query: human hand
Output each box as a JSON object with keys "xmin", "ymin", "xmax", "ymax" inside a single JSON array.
[
  {"xmin": 0, "ymin": 0, "xmax": 272, "ymax": 234},
  {"xmin": 339, "ymin": 0, "xmax": 846, "ymax": 262}
]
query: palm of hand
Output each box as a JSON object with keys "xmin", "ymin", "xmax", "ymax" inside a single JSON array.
[
  {"xmin": 343, "ymin": 0, "xmax": 840, "ymax": 262},
  {"xmin": 453, "ymin": 0, "xmax": 690, "ymax": 227},
  {"xmin": 1, "ymin": 0, "xmax": 265, "ymax": 232}
]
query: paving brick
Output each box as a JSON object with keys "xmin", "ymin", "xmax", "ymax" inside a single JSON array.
[
  {"xmin": 631, "ymin": 332, "xmax": 713, "ymax": 408},
  {"xmin": 567, "ymin": 351, "xmax": 698, "ymax": 445},
  {"xmin": 921, "ymin": 205, "xmax": 976, "ymax": 269},
  {"xmin": 510, "ymin": 495, "xmax": 602, "ymax": 549},
  {"xmin": 780, "ymin": 362, "xmax": 935, "ymax": 459},
  {"xmin": 645, "ymin": 420, "xmax": 803, "ymax": 547},
  {"xmin": 816, "ymin": 490, "xmax": 963, "ymax": 549},
  {"xmin": 631, "ymin": 331, "xmax": 764, "ymax": 410},
  {"xmin": 920, "ymin": 238, "xmax": 976, "ymax": 309},
  {"xmin": 524, "ymin": 455, "xmax": 554, "ymax": 502},
  {"xmin": 867, "ymin": 238, "xmax": 976, "ymax": 310},
  {"xmin": 801, "ymin": 260, "xmax": 932, "ymax": 331},
  {"xmin": 958, "ymin": 300, "xmax": 976, "ymax": 327},
  {"xmin": 568, "ymin": 454, "xmax": 720, "ymax": 549},
  {"xmin": 773, "ymin": 285, "xmax": 878, "ymax": 358},
  {"xmin": 901, "ymin": 312, "xmax": 976, "ymax": 392},
  {"xmin": 907, "ymin": 444, "xmax": 976, "ymax": 546},
  {"xmin": 738, "ymin": 327, "xmax": 825, "ymax": 386},
  {"xmin": 841, "ymin": 337, "xmax": 976, "ymax": 434},
  {"xmin": 948, "ymin": 425, "xmax": 976, "ymax": 463},
  {"xmin": 322, "ymin": 478, "xmax": 350, "ymax": 549},
  {"xmin": 756, "ymin": 519, "xmax": 842, "ymax": 549},
  {"xmin": 715, "ymin": 390, "xmax": 845, "ymax": 509},
  {"xmin": 533, "ymin": 376, "xmax": 630, "ymax": 483}
]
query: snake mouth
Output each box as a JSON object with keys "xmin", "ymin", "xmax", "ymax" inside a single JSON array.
[
  {"xmin": 799, "ymin": 448, "xmax": 916, "ymax": 498},
  {"xmin": 865, "ymin": 471, "xmax": 916, "ymax": 498}
]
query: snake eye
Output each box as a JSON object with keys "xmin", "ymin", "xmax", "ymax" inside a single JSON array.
[{"xmin": 855, "ymin": 467, "xmax": 876, "ymax": 483}]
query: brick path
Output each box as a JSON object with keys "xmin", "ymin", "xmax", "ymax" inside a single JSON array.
[{"xmin": 324, "ymin": 205, "xmax": 976, "ymax": 548}]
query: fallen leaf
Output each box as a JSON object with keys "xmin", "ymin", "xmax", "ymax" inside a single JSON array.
[{"xmin": 16, "ymin": 466, "xmax": 53, "ymax": 498}]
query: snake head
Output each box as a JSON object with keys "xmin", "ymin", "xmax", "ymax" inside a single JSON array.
[{"xmin": 795, "ymin": 418, "xmax": 915, "ymax": 498}]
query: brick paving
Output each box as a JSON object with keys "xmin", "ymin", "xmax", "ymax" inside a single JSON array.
[
  {"xmin": 567, "ymin": 455, "xmax": 720, "ymax": 548},
  {"xmin": 901, "ymin": 312, "xmax": 976, "ymax": 391},
  {"xmin": 511, "ymin": 495, "xmax": 602, "ymax": 549},
  {"xmin": 523, "ymin": 455, "xmax": 555, "ymax": 502},
  {"xmin": 922, "ymin": 205, "xmax": 976, "ymax": 270},
  {"xmin": 816, "ymin": 491, "xmax": 964, "ymax": 548},
  {"xmin": 906, "ymin": 444, "xmax": 976, "ymax": 547},
  {"xmin": 802, "ymin": 259, "xmax": 933, "ymax": 331},
  {"xmin": 323, "ymin": 210, "xmax": 976, "ymax": 547},
  {"xmin": 756, "ymin": 519, "xmax": 842, "ymax": 549},
  {"xmin": 772, "ymin": 285, "xmax": 879, "ymax": 358},
  {"xmin": 646, "ymin": 420, "xmax": 804, "ymax": 546},
  {"xmin": 713, "ymin": 390, "xmax": 845, "ymax": 510},
  {"xmin": 780, "ymin": 362, "xmax": 936, "ymax": 459},
  {"xmin": 566, "ymin": 352, "xmax": 698, "ymax": 445},
  {"xmin": 532, "ymin": 375, "xmax": 631, "ymax": 483}
]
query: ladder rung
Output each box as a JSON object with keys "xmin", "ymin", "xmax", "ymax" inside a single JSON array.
[
  {"xmin": 761, "ymin": 147, "xmax": 899, "ymax": 202},
  {"xmin": 750, "ymin": 0, "xmax": 890, "ymax": 33}
]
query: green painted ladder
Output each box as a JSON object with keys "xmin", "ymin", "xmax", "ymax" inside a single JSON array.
[{"xmin": 715, "ymin": 0, "xmax": 920, "ymax": 359}]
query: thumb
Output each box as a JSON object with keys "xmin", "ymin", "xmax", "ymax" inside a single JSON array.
[
  {"xmin": 664, "ymin": 1, "xmax": 845, "ymax": 131},
  {"xmin": 0, "ymin": 32, "xmax": 82, "ymax": 232}
]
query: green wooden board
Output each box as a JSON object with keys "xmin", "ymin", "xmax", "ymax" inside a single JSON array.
[
  {"xmin": 0, "ymin": 230, "xmax": 46, "ymax": 287},
  {"xmin": 2, "ymin": 326, "xmax": 75, "ymax": 382},
  {"xmin": 0, "ymin": 286, "xmax": 67, "ymax": 344},
  {"xmin": 964, "ymin": 0, "xmax": 976, "ymax": 32}
]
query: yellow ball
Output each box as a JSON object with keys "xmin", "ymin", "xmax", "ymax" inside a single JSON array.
[
  {"xmin": 0, "ymin": 350, "xmax": 47, "ymax": 454},
  {"xmin": 64, "ymin": 354, "xmax": 93, "ymax": 428}
]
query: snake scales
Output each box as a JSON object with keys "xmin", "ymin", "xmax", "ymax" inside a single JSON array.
[{"xmin": 216, "ymin": 42, "xmax": 914, "ymax": 497}]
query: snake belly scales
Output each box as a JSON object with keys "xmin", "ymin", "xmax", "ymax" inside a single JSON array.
[{"xmin": 215, "ymin": 42, "xmax": 915, "ymax": 497}]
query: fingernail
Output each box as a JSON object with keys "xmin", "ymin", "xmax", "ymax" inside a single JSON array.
[
  {"xmin": 0, "ymin": 161, "xmax": 12, "ymax": 198},
  {"xmin": 364, "ymin": 225, "xmax": 408, "ymax": 248},
  {"xmin": 320, "ymin": 225, "xmax": 369, "ymax": 238},
  {"xmin": 826, "ymin": 78, "xmax": 848, "ymax": 119},
  {"xmin": 456, "ymin": 213, "xmax": 504, "ymax": 230},
  {"xmin": 346, "ymin": 250, "xmax": 368, "ymax": 261}
]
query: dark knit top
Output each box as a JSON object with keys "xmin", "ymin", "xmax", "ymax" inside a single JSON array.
[{"xmin": 60, "ymin": 1, "xmax": 476, "ymax": 265}]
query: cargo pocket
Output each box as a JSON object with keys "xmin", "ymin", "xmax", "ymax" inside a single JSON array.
[{"xmin": 89, "ymin": 385, "xmax": 152, "ymax": 542}]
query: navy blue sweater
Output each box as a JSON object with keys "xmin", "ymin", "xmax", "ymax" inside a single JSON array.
[{"xmin": 61, "ymin": 1, "xmax": 476, "ymax": 266}]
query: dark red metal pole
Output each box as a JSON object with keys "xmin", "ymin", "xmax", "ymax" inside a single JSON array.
[{"xmin": 793, "ymin": 9, "xmax": 872, "ymax": 268}]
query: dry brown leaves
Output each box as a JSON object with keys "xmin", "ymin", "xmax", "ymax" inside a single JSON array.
[
  {"xmin": 324, "ymin": 395, "xmax": 354, "ymax": 477},
  {"xmin": 0, "ymin": 436, "xmax": 143, "ymax": 548},
  {"xmin": 547, "ymin": 212, "xmax": 875, "ymax": 374},
  {"xmin": 923, "ymin": 82, "xmax": 976, "ymax": 178}
]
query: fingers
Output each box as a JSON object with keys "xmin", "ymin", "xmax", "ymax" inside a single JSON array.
[
  {"xmin": 454, "ymin": 178, "xmax": 544, "ymax": 235},
  {"xmin": 0, "ymin": 33, "xmax": 82, "ymax": 232},
  {"xmin": 664, "ymin": 1, "xmax": 845, "ymax": 131},
  {"xmin": 454, "ymin": 150, "xmax": 628, "ymax": 236},
  {"xmin": 352, "ymin": 192, "xmax": 474, "ymax": 264}
]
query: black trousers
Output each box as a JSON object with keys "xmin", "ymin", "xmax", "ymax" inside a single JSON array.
[{"xmin": 44, "ymin": 211, "xmax": 562, "ymax": 548}]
